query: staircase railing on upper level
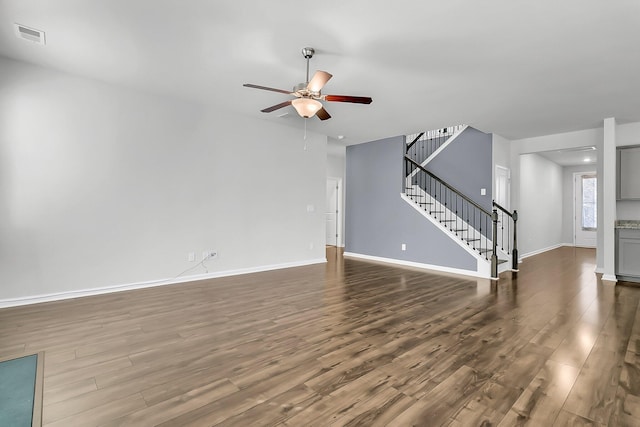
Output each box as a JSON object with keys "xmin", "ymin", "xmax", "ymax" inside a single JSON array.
[
  {"xmin": 406, "ymin": 125, "xmax": 466, "ymax": 166},
  {"xmin": 404, "ymin": 156, "xmax": 518, "ymax": 279}
]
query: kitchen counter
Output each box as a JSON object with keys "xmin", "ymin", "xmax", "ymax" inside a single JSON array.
[{"xmin": 615, "ymin": 220, "xmax": 640, "ymax": 229}]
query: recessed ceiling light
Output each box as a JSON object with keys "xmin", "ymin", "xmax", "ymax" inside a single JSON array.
[
  {"xmin": 337, "ymin": 135, "xmax": 345, "ymax": 140},
  {"xmin": 584, "ymin": 158, "xmax": 591, "ymax": 162}
]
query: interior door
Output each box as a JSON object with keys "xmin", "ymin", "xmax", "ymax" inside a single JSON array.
[
  {"xmin": 575, "ymin": 172, "xmax": 597, "ymax": 247},
  {"xmin": 326, "ymin": 178, "xmax": 339, "ymax": 246},
  {"xmin": 495, "ymin": 165, "xmax": 511, "ymax": 210}
]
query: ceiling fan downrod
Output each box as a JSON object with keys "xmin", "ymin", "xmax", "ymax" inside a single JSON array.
[{"xmin": 302, "ymin": 47, "xmax": 314, "ymax": 84}]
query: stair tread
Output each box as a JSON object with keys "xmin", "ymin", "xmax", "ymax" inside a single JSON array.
[
  {"xmin": 465, "ymin": 238, "xmax": 481, "ymax": 241},
  {"xmin": 440, "ymin": 219, "xmax": 456, "ymax": 222}
]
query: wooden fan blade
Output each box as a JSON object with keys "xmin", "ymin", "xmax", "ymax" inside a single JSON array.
[
  {"xmin": 324, "ymin": 95, "xmax": 373, "ymax": 104},
  {"xmin": 243, "ymin": 84, "xmax": 292, "ymax": 95},
  {"xmin": 307, "ymin": 71, "xmax": 333, "ymax": 93},
  {"xmin": 261, "ymin": 100, "xmax": 292, "ymax": 113},
  {"xmin": 316, "ymin": 107, "xmax": 331, "ymax": 121}
]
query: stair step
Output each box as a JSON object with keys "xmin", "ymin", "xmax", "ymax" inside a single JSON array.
[
  {"xmin": 497, "ymin": 259, "xmax": 509, "ymax": 265},
  {"xmin": 465, "ymin": 238, "xmax": 480, "ymax": 242},
  {"xmin": 419, "ymin": 202, "xmax": 434, "ymax": 205},
  {"xmin": 453, "ymin": 229, "xmax": 468, "ymax": 233},
  {"xmin": 479, "ymin": 248, "xmax": 492, "ymax": 253},
  {"xmin": 430, "ymin": 211, "xmax": 444, "ymax": 214},
  {"xmin": 440, "ymin": 219, "xmax": 456, "ymax": 222}
]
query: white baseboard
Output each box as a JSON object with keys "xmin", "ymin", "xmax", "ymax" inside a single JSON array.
[
  {"xmin": 0, "ymin": 258, "xmax": 327, "ymax": 309},
  {"xmin": 343, "ymin": 252, "xmax": 490, "ymax": 279},
  {"xmin": 601, "ymin": 274, "xmax": 618, "ymax": 283},
  {"xmin": 520, "ymin": 243, "xmax": 565, "ymax": 260}
]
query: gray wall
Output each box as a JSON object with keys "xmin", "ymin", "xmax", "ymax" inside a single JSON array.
[
  {"xmin": 345, "ymin": 136, "xmax": 476, "ymax": 271},
  {"xmin": 426, "ymin": 127, "xmax": 493, "ymax": 211}
]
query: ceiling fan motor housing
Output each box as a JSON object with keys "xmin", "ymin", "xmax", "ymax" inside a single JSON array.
[{"xmin": 293, "ymin": 82, "xmax": 320, "ymax": 99}]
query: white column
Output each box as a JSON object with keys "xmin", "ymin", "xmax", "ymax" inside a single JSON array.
[{"xmin": 602, "ymin": 117, "xmax": 617, "ymax": 282}]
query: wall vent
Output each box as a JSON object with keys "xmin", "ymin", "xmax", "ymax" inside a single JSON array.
[{"xmin": 14, "ymin": 24, "xmax": 46, "ymax": 45}]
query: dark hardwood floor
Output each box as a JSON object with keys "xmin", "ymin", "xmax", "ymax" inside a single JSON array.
[{"xmin": 1, "ymin": 246, "xmax": 639, "ymax": 426}]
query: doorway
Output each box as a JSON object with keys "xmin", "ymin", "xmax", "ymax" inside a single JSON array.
[
  {"xmin": 495, "ymin": 165, "xmax": 511, "ymax": 210},
  {"xmin": 326, "ymin": 178, "xmax": 342, "ymax": 247},
  {"xmin": 574, "ymin": 172, "xmax": 597, "ymax": 247}
]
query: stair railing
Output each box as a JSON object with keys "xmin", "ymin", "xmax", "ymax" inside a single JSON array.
[
  {"xmin": 406, "ymin": 125, "xmax": 465, "ymax": 165},
  {"xmin": 492, "ymin": 201, "xmax": 519, "ymax": 271},
  {"xmin": 405, "ymin": 157, "xmax": 498, "ymax": 278}
]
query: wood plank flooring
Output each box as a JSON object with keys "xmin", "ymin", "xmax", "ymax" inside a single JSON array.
[{"xmin": 1, "ymin": 246, "xmax": 639, "ymax": 426}]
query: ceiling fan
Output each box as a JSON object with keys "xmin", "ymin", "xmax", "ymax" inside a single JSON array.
[{"xmin": 243, "ymin": 47, "xmax": 372, "ymax": 121}]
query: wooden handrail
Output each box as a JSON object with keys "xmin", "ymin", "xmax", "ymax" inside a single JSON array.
[{"xmin": 492, "ymin": 201, "xmax": 514, "ymax": 218}]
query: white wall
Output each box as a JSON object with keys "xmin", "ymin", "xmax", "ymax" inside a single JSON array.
[
  {"xmin": 0, "ymin": 57, "xmax": 327, "ymax": 303},
  {"xmin": 562, "ymin": 164, "xmax": 597, "ymax": 244},
  {"xmin": 492, "ymin": 134, "xmax": 512, "ymax": 170},
  {"xmin": 519, "ymin": 153, "xmax": 563, "ymax": 256},
  {"xmin": 512, "ymin": 127, "xmax": 604, "ymax": 266}
]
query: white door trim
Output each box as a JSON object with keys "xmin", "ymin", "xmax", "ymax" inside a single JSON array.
[
  {"xmin": 495, "ymin": 164, "xmax": 511, "ymax": 210},
  {"xmin": 326, "ymin": 177, "xmax": 343, "ymax": 247},
  {"xmin": 573, "ymin": 171, "xmax": 597, "ymax": 248}
]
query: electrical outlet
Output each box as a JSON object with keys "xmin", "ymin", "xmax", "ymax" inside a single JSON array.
[
  {"xmin": 202, "ymin": 250, "xmax": 218, "ymax": 260},
  {"xmin": 188, "ymin": 252, "xmax": 196, "ymax": 262},
  {"xmin": 401, "ymin": 243, "xmax": 407, "ymax": 251}
]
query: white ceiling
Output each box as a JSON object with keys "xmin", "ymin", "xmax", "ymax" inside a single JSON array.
[
  {"xmin": 1, "ymin": 0, "xmax": 640, "ymax": 144},
  {"xmin": 537, "ymin": 146, "xmax": 598, "ymax": 166}
]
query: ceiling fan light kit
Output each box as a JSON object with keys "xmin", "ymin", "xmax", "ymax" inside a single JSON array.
[
  {"xmin": 291, "ymin": 98, "xmax": 322, "ymax": 118},
  {"xmin": 243, "ymin": 47, "xmax": 372, "ymax": 121}
]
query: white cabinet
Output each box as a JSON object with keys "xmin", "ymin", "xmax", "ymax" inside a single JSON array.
[{"xmin": 618, "ymin": 146, "xmax": 640, "ymax": 200}]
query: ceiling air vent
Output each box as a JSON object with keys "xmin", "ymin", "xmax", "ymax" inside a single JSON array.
[{"xmin": 14, "ymin": 24, "xmax": 46, "ymax": 45}]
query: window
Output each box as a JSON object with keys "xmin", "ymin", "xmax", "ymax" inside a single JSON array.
[{"xmin": 582, "ymin": 176, "xmax": 597, "ymax": 230}]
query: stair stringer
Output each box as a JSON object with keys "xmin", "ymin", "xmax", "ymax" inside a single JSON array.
[{"xmin": 399, "ymin": 192, "xmax": 491, "ymax": 278}]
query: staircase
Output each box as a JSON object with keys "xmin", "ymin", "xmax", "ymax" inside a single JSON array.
[{"xmin": 403, "ymin": 126, "xmax": 518, "ymax": 279}]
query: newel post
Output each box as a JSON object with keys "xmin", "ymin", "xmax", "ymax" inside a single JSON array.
[
  {"xmin": 491, "ymin": 209, "xmax": 499, "ymax": 280},
  {"xmin": 512, "ymin": 210, "xmax": 519, "ymax": 270}
]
